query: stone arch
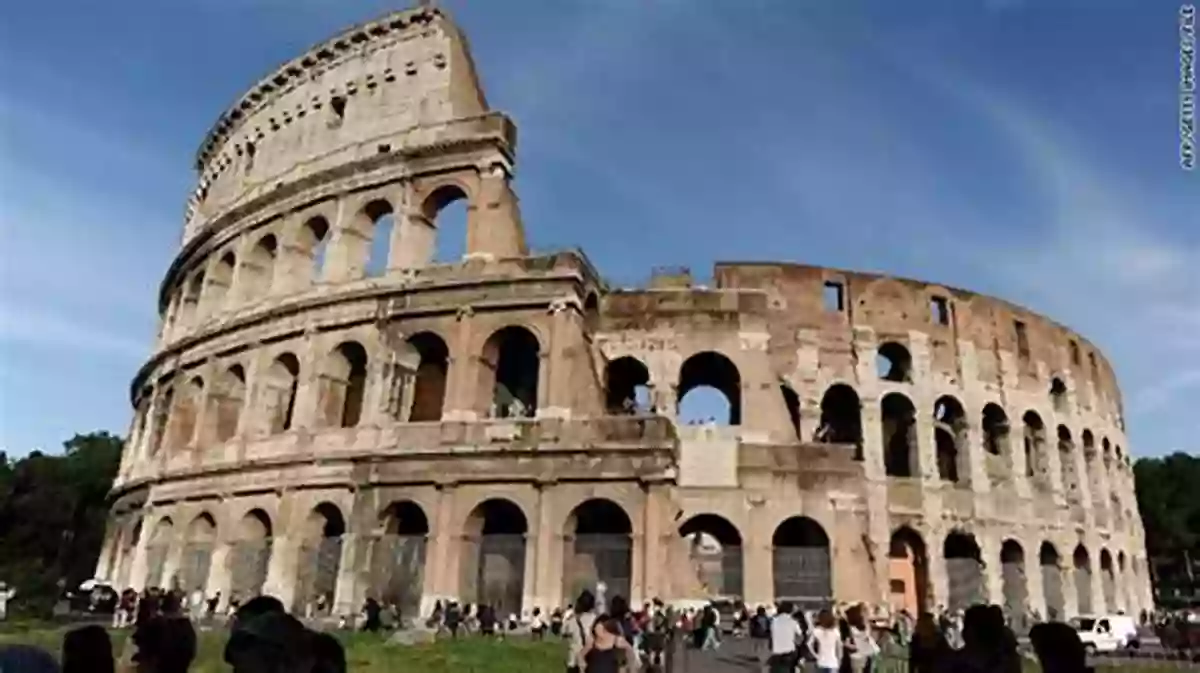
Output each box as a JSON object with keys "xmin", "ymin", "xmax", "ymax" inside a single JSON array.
[
  {"xmin": 889, "ymin": 526, "xmax": 930, "ymax": 615},
  {"xmin": 480, "ymin": 326, "xmax": 540, "ymax": 418},
  {"xmin": 882, "ymin": 393, "xmax": 918, "ymax": 477},
  {"xmin": 182, "ymin": 270, "xmax": 206, "ymax": 323},
  {"xmin": 564, "ymin": 499, "xmax": 634, "ymax": 605},
  {"xmin": 1050, "ymin": 377, "xmax": 1069, "ymax": 413},
  {"xmin": 1023, "ymin": 411, "xmax": 1050, "ymax": 490},
  {"xmin": 421, "ymin": 183, "xmax": 470, "ymax": 263},
  {"xmin": 461, "ymin": 498, "xmax": 528, "ymax": 618},
  {"xmin": 228, "ymin": 508, "xmax": 272, "ymax": 601},
  {"xmin": 370, "ymin": 500, "xmax": 430, "ymax": 616},
  {"xmin": 319, "ymin": 341, "xmax": 369, "ymax": 428},
  {"xmin": 1073, "ymin": 544, "xmax": 1094, "ymax": 615},
  {"xmin": 1058, "ymin": 425, "xmax": 1080, "ymax": 498},
  {"xmin": 214, "ymin": 364, "xmax": 247, "ymax": 442},
  {"xmin": 816, "ymin": 384, "xmax": 862, "ymax": 451},
  {"xmin": 583, "ymin": 293, "xmax": 600, "ymax": 335},
  {"xmin": 149, "ymin": 385, "xmax": 174, "ymax": 456},
  {"xmin": 771, "ymin": 517, "xmax": 832, "ymax": 608},
  {"xmin": 209, "ymin": 251, "xmax": 237, "ymax": 310},
  {"xmin": 678, "ymin": 514, "xmax": 744, "ymax": 599},
  {"xmin": 294, "ymin": 502, "xmax": 346, "ymax": 615},
  {"xmin": 933, "ymin": 395, "xmax": 967, "ymax": 483},
  {"xmin": 240, "ymin": 233, "xmax": 278, "ymax": 300},
  {"xmin": 362, "ymin": 199, "xmax": 394, "ymax": 277},
  {"xmin": 144, "ymin": 516, "xmax": 174, "ymax": 589},
  {"xmin": 981, "ymin": 403, "xmax": 1009, "ymax": 457},
  {"xmin": 1117, "ymin": 551, "xmax": 1130, "ymax": 614},
  {"xmin": 1100, "ymin": 548, "xmax": 1116, "ymax": 612},
  {"xmin": 180, "ymin": 513, "xmax": 217, "ymax": 594},
  {"xmin": 605, "ymin": 356, "xmax": 651, "ymax": 414},
  {"xmin": 943, "ymin": 530, "xmax": 984, "ymax": 611},
  {"xmin": 263, "ymin": 353, "xmax": 300, "ymax": 434},
  {"xmin": 677, "ymin": 351, "xmax": 742, "ymax": 425},
  {"xmin": 1000, "ymin": 539, "xmax": 1029, "ymax": 630},
  {"xmin": 170, "ymin": 376, "xmax": 204, "ymax": 448},
  {"xmin": 404, "ymin": 332, "xmax": 449, "ymax": 422},
  {"xmin": 1039, "ymin": 542, "xmax": 1065, "ymax": 621},
  {"xmin": 876, "ymin": 342, "xmax": 913, "ymax": 383},
  {"xmin": 299, "ymin": 215, "xmax": 331, "ymax": 284}
]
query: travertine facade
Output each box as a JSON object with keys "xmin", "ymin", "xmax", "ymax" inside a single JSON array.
[{"xmin": 96, "ymin": 5, "xmax": 1152, "ymax": 622}]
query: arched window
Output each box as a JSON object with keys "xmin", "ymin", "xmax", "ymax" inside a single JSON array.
[
  {"xmin": 677, "ymin": 351, "xmax": 742, "ymax": 425},
  {"xmin": 876, "ymin": 342, "xmax": 913, "ymax": 382},
  {"xmin": 882, "ymin": 393, "xmax": 917, "ymax": 477},
  {"xmin": 482, "ymin": 327, "xmax": 540, "ymax": 418},
  {"xmin": 320, "ymin": 342, "xmax": 369, "ymax": 428}
]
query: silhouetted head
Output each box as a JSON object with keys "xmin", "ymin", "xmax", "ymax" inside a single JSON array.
[
  {"xmin": 816, "ymin": 608, "xmax": 836, "ymax": 629},
  {"xmin": 310, "ymin": 631, "xmax": 346, "ymax": 673},
  {"xmin": 609, "ymin": 595, "xmax": 629, "ymax": 619},
  {"xmin": 63, "ymin": 625, "xmax": 114, "ymax": 673},
  {"xmin": 132, "ymin": 616, "xmax": 197, "ymax": 673},
  {"xmin": 224, "ymin": 609, "xmax": 314, "ymax": 673},
  {"xmin": 1030, "ymin": 622, "xmax": 1090, "ymax": 673},
  {"xmin": 230, "ymin": 595, "xmax": 285, "ymax": 630},
  {"xmin": 575, "ymin": 589, "xmax": 596, "ymax": 614},
  {"xmin": 0, "ymin": 645, "xmax": 60, "ymax": 673},
  {"xmin": 777, "ymin": 601, "xmax": 794, "ymax": 616}
]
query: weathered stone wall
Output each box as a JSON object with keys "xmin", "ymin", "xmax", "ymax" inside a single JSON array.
[{"xmin": 97, "ymin": 5, "xmax": 1153, "ymax": 621}]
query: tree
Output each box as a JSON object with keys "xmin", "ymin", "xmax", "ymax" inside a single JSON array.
[
  {"xmin": 0, "ymin": 431, "xmax": 122, "ymax": 615},
  {"xmin": 1134, "ymin": 451, "xmax": 1200, "ymax": 605}
]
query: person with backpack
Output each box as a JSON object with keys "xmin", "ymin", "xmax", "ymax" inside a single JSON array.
[
  {"xmin": 564, "ymin": 590, "xmax": 597, "ymax": 673},
  {"xmin": 750, "ymin": 605, "xmax": 772, "ymax": 658}
]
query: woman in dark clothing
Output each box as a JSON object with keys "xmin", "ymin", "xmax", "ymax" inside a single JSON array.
[
  {"xmin": 909, "ymin": 612, "xmax": 950, "ymax": 673},
  {"xmin": 583, "ymin": 616, "xmax": 637, "ymax": 673}
]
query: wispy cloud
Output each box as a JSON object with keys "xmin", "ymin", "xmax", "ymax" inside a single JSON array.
[{"xmin": 0, "ymin": 300, "xmax": 149, "ymax": 359}]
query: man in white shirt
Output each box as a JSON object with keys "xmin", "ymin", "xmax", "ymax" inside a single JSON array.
[{"xmin": 768, "ymin": 601, "xmax": 804, "ymax": 673}]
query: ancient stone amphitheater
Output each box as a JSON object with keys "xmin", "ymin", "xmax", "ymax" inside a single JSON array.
[{"xmin": 97, "ymin": 5, "xmax": 1151, "ymax": 623}]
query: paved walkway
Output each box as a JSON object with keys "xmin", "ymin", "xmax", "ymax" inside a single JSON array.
[{"xmin": 669, "ymin": 638, "xmax": 763, "ymax": 672}]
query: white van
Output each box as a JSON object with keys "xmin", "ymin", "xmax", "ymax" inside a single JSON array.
[{"xmin": 1073, "ymin": 614, "xmax": 1140, "ymax": 653}]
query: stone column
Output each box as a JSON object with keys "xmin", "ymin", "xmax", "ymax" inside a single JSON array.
[
  {"xmin": 743, "ymin": 497, "xmax": 773, "ymax": 606},
  {"xmin": 291, "ymin": 334, "xmax": 323, "ymax": 431},
  {"xmin": 323, "ymin": 200, "xmax": 369, "ymax": 283},
  {"xmin": 333, "ymin": 533, "xmax": 360, "ymax": 615},
  {"xmin": 128, "ymin": 516, "xmax": 153, "ymax": 592},
  {"xmin": 421, "ymin": 485, "xmax": 458, "ymax": 612},
  {"xmin": 205, "ymin": 542, "xmax": 232, "ymax": 612},
  {"xmin": 1025, "ymin": 542, "xmax": 1047, "ymax": 619},
  {"xmin": 641, "ymin": 486, "xmax": 669, "ymax": 605},
  {"xmin": 521, "ymin": 487, "xmax": 543, "ymax": 615},
  {"xmin": 468, "ymin": 163, "xmax": 525, "ymax": 260},
  {"xmin": 263, "ymin": 535, "xmax": 299, "ymax": 612},
  {"xmin": 540, "ymin": 298, "xmax": 579, "ymax": 419},
  {"xmin": 926, "ymin": 524, "xmax": 950, "ymax": 612},
  {"xmin": 532, "ymin": 483, "xmax": 559, "ymax": 611},
  {"xmin": 980, "ymin": 533, "xmax": 1002, "ymax": 605},
  {"xmin": 443, "ymin": 306, "xmax": 478, "ymax": 421}
]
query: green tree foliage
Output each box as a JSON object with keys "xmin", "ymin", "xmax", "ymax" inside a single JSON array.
[
  {"xmin": 0, "ymin": 431, "xmax": 122, "ymax": 614},
  {"xmin": 1134, "ymin": 452, "xmax": 1200, "ymax": 555}
]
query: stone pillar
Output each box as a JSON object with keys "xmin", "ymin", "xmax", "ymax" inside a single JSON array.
[
  {"xmin": 128, "ymin": 517, "xmax": 153, "ymax": 592},
  {"xmin": 263, "ymin": 535, "xmax": 299, "ymax": 612},
  {"xmin": 421, "ymin": 485, "xmax": 458, "ymax": 612},
  {"xmin": 926, "ymin": 525, "xmax": 950, "ymax": 612},
  {"xmin": 532, "ymin": 484, "xmax": 559, "ymax": 611},
  {"xmin": 333, "ymin": 533, "xmax": 360, "ymax": 615},
  {"xmin": 1010, "ymin": 429, "xmax": 1031, "ymax": 499},
  {"xmin": 866, "ymin": 485, "xmax": 892, "ymax": 602},
  {"xmin": 641, "ymin": 486, "xmax": 669, "ymax": 605},
  {"xmin": 162, "ymin": 536, "xmax": 185, "ymax": 593},
  {"xmin": 541, "ymin": 298, "xmax": 580, "ymax": 419},
  {"xmin": 965, "ymin": 418, "xmax": 989, "ymax": 493},
  {"xmin": 860, "ymin": 400, "xmax": 885, "ymax": 479},
  {"xmin": 468, "ymin": 164, "xmax": 526, "ymax": 260},
  {"xmin": 323, "ymin": 200, "xmax": 368, "ymax": 283},
  {"xmin": 980, "ymin": 532, "xmax": 1002, "ymax": 605},
  {"xmin": 206, "ymin": 542, "xmax": 232, "ymax": 612},
  {"xmin": 443, "ymin": 306, "xmax": 478, "ymax": 421},
  {"xmin": 521, "ymin": 489, "xmax": 543, "ymax": 615},
  {"xmin": 1061, "ymin": 555, "xmax": 1079, "ymax": 619},
  {"xmin": 1026, "ymin": 542, "xmax": 1047, "ymax": 618},
  {"xmin": 291, "ymin": 334, "xmax": 323, "ymax": 431},
  {"xmin": 743, "ymin": 498, "xmax": 773, "ymax": 606}
]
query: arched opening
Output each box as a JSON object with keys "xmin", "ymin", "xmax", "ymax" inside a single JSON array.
[
  {"xmin": 780, "ymin": 383, "xmax": 802, "ymax": 440},
  {"xmin": 209, "ymin": 251, "xmax": 236, "ymax": 310},
  {"xmin": 264, "ymin": 353, "xmax": 300, "ymax": 434},
  {"xmin": 888, "ymin": 527, "xmax": 930, "ymax": 615},
  {"xmin": 228, "ymin": 509, "xmax": 272, "ymax": 602},
  {"xmin": 882, "ymin": 393, "xmax": 917, "ymax": 477},
  {"xmin": 370, "ymin": 501, "xmax": 430, "ymax": 617},
  {"xmin": 423, "ymin": 185, "xmax": 469, "ymax": 263},
  {"xmin": 1111, "ymin": 495, "xmax": 1124, "ymax": 531},
  {"xmin": 1040, "ymin": 542, "xmax": 1065, "ymax": 621},
  {"xmin": 1058, "ymin": 425, "xmax": 1080, "ymax": 499},
  {"xmin": 462, "ymin": 499, "xmax": 527, "ymax": 617},
  {"xmin": 294, "ymin": 502, "xmax": 346, "ymax": 615},
  {"xmin": 876, "ymin": 342, "xmax": 913, "ymax": 382},
  {"xmin": 605, "ymin": 356, "xmax": 651, "ymax": 414},
  {"xmin": 1073, "ymin": 545, "xmax": 1094, "ymax": 615},
  {"xmin": 564, "ymin": 499, "xmax": 634, "ymax": 606},
  {"xmin": 319, "ymin": 342, "xmax": 369, "ymax": 428},
  {"xmin": 240, "ymin": 234, "xmax": 278, "ymax": 300},
  {"xmin": 300, "ymin": 216, "xmax": 331, "ymax": 284},
  {"xmin": 180, "ymin": 513, "xmax": 217, "ymax": 595},
  {"xmin": 771, "ymin": 517, "xmax": 832, "ymax": 609},
  {"xmin": 1050, "ymin": 377, "xmax": 1069, "ymax": 413},
  {"xmin": 214, "ymin": 364, "xmax": 246, "ymax": 442},
  {"xmin": 481, "ymin": 326, "xmax": 540, "ymax": 418},
  {"xmin": 583, "ymin": 293, "xmax": 600, "ymax": 336},
  {"xmin": 182, "ymin": 270, "xmax": 205, "ymax": 323},
  {"xmin": 1023, "ymin": 411, "xmax": 1049, "ymax": 489},
  {"xmin": 814, "ymin": 384, "xmax": 862, "ymax": 451},
  {"xmin": 678, "ymin": 514, "xmax": 743, "ymax": 599},
  {"xmin": 933, "ymin": 395, "xmax": 966, "ymax": 483},
  {"xmin": 944, "ymin": 531, "xmax": 984, "ymax": 611},
  {"xmin": 1100, "ymin": 549, "xmax": 1116, "ymax": 612},
  {"xmin": 149, "ymin": 386, "xmax": 173, "ymax": 456},
  {"xmin": 677, "ymin": 351, "xmax": 742, "ymax": 425},
  {"xmin": 1118, "ymin": 551, "xmax": 1130, "ymax": 614},
  {"xmin": 982, "ymin": 404, "xmax": 1009, "ymax": 456},
  {"xmin": 1000, "ymin": 540, "xmax": 1029, "ymax": 631},
  {"xmin": 144, "ymin": 517, "xmax": 174, "ymax": 589},
  {"xmin": 170, "ymin": 376, "xmax": 204, "ymax": 448},
  {"xmin": 363, "ymin": 200, "xmax": 394, "ymax": 277},
  {"xmin": 408, "ymin": 332, "xmax": 449, "ymax": 422}
]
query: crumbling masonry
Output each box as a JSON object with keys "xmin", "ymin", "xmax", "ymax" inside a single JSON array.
[{"xmin": 96, "ymin": 6, "xmax": 1152, "ymax": 622}]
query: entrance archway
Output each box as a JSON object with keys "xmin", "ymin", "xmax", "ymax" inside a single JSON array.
[
  {"xmin": 462, "ymin": 499, "xmax": 527, "ymax": 617},
  {"xmin": 564, "ymin": 499, "xmax": 634, "ymax": 606},
  {"xmin": 370, "ymin": 500, "xmax": 430, "ymax": 617},
  {"xmin": 294, "ymin": 503, "xmax": 346, "ymax": 615},
  {"xmin": 771, "ymin": 517, "xmax": 832, "ymax": 609},
  {"xmin": 678, "ymin": 514, "xmax": 743, "ymax": 598},
  {"xmin": 180, "ymin": 513, "xmax": 217, "ymax": 595},
  {"xmin": 228, "ymin": 509, "xmax": 272, "ymax": 601},
  {"xmin": 944, "ymin": 531, "xmax": 984, "ymax": 611},
  {"xmin": 1100, "ymin": 549, "xmax": 1116, "ymax": 612},
  {"xmin": 1000, "ymin": 540, "xmax": 1028, "ymax": 631},
  {"xmin": 889, "ymin": 527, "xmax": 930, "ymax": 615},
  {"xmin": 144, "ymin": 517, "xmax": 174, "ymax": 589},
  {"xmin": 1039, "ymin": 542, "xmax": 1065, "ymax": 621},
  {"xmin": 1073, "ymin": 545, "xmax": 1093, "ymax": 615}
]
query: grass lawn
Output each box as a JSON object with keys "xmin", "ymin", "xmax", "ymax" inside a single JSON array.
[{"xmin": 0, "ymin": 621, "xmax": 567, "ymax": 673}]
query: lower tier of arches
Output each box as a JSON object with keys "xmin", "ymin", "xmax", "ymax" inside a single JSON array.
[{"xmin": 97, "ymin": 481, "xmax": 1153, "ymax": 623}]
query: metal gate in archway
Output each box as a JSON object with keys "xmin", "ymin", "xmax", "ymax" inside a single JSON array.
[
  {"xmin": 564, "ymin": 534, "xmax": 632, "ymax": 605},
  {"xmin": 368, "ymin": 534, "xmax": 427, "ymax": 618},
  {"xmin": 1074, "ymin": 567, "xmax": 1094, "ymax": 615},
  {"xmin": 293, "ymin": 537, "xmax": 343, "ymax": 615},
  {"xmin": 1001, "ymin": 561, "xmax": 1029, "ymax": 632},
  {"xmin": 946, "ymin": 558, "xmax": 985, "ymax": 612},
  {"xmin": 227, "ymin": 540, "xmax": 271, "ymax": 600},
  {"xmin": 1041, "ymin": 565, "xmax": 1065, "ymax": 621},
  {"xmin": 144, "ymin": 544, "xmax": 168, "ymax": 589},
  {"xmin": 1102, "ymin": 571, "xmax": 1117, "ymax": 612},
  {"xmin": 772, "ymin": 546, "xmax": 832, "ymax": 610},
  {"xmin": 692, "ymin": 545, "xmax": 743, "ymax": 599},
  {"xmin": 462, "ymin": 534, "xmax": 526, "ymax": 618},
  {"xmin": 178, "ymin": 543, "xmax": 214, "ymax": 594}
]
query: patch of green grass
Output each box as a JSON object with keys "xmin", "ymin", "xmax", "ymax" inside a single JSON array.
[{"xmin": 0, "ymin": 623, "xmax": 566, "ymax": 673}]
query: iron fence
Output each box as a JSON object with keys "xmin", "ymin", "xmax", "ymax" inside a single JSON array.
[
  {"xmin": 460, "ymin": 534, "xmax": 526, "ymax": 618},
  {"xmin": 177, "ymin": 543, "xmax": 213, "ymax": 594},
  {"xmin": 564, "ymin": 534, "xmax": 633, "ymax": 605},
  {"xmin": 293, "ymin": 537, "xmax": 343, "ymax": 614},
  {"xmin": 946, "ymin": 558, "xmax": 985, "ymax": 612},
  {"xmin": 772, "ymin": 546, "xmax": 832, "ymax": 610},
  {"xmin": 227, "ymin": 539, "xmax": 271, "ymax": 601},
  {"xmin": 367, "ymin": 534, "xmax": 427, "ymax": 617}
]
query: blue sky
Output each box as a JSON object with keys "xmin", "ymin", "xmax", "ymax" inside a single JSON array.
[{"xmin": 0, "ymin": 0, "xmax": 1196, "ymax": 458}]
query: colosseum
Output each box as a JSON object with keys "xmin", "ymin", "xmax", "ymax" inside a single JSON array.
[{"xmin": 96, "ymin": 4, "xmax": 1152, "ymax": 624}]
